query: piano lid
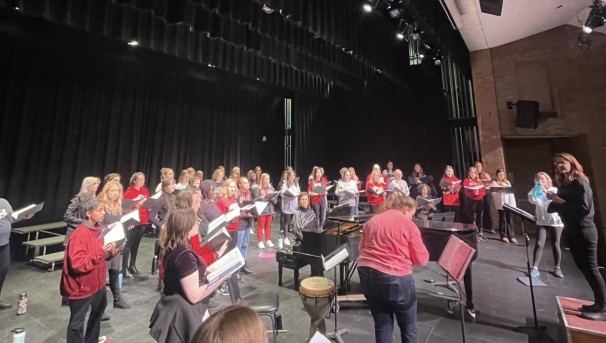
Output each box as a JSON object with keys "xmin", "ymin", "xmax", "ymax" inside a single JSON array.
[{"xmin": 414, "ymin": 219, "xmax": 477, "ymax": 232}]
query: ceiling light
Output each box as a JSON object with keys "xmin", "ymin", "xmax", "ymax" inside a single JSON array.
[
  {"xmin": 396, "ymin": 32, "xmax": 404, "ymax": 40},
  {"xmin": 582, "ymin": 26, "xmax": 593, "ymax": 33},
  {"xmin": 127, "ymin": 40, "xmax": 139, "ymax": 46},
  {"xmin": 388, "ymin": 8, "xmax": 401, "ymax": 18},
  {"xmin": 261, "ymin": 4, "xmax": 274, "ymax": 14},
  {"xmin": 363, "ymin": 4, "xmax": 372, "ymax": 12}
]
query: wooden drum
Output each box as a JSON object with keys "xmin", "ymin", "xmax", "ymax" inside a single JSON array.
[{"xmin": 299, "ymin": 277, "xmax": 335, "ymax": 337}]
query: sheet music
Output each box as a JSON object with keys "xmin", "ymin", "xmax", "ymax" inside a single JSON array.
[
  {"xmin": 120, "ymin": 210, "xmax": 140, "ymax": 227},
  {"xmin": 322, "ymin": 244, "xmax": 349, "ymax": 271},
  {"xmin": 103, "ymin": 222, "xmax": 125, "ymax": 245},
  {"xmin": 12, "ymin": 202, "xmax": 44, "ymax": 221},
  {"xmin": 308, "ymin": 331, "xmax": 332, "ymax": 343},
  {"xmin": 464, "ymin": 185, "xmax": 484, "ymax": 191},
  {"xmin": 254, "ymin": 201, "xmax": 269, "ymax": 215},
  {"xmin": 224, "ymin": 208, "xmax": 240, "ymax": 222},
  {"xmin": 417, "ymin": 197, "xmax": 442, "ymax": 206},
  {"xmin": 240, "ymin": 203, "xmax": 256, "ymax": 211},
  {"xmin": 208, "ymin": 215, "xmax": 227, "ymax": 235},
  {"xmin": 206, "ymin": 248, "xmax": 245, "ymax": 287}
]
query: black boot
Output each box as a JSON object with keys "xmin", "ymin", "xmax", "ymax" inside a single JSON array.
[
  {"xmin": 109, "ymin": 270, "xmax": 130, "ymax": 309},
  {"xmin": 240, "ymin": 262, "xmax": 255, "ymax": 275},
  {"xmin": 581, "ymin": 303, "xmax": 602, "ymax": 312},
  {"xmin": 581, "ymin": 308, "xmax": 606, "ymax": 321}
]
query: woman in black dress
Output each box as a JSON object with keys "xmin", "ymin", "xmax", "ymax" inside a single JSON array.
[{"xmin": 547, "ymin": 152, "xmax": 606, "ymax": 321}]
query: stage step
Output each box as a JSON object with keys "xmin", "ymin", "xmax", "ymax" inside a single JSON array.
[{"xmin": 557, "ymin": 296, "xmax": 606, "ymax": 343}]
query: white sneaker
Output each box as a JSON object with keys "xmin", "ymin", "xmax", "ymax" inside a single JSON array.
[
  {"xmin": 258, "ymin": 241, "xmax": 265, "ymax": 249},
  {"xmin": 266, "ymin": 240, "xmax": 274, "ymax": 248},
  {"xmin": 284, "ymin": 237, "xmax": 291, "ymax": 246}
]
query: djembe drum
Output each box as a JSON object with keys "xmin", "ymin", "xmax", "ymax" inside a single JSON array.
[{"xmin": 299, "ymin": 276, "xmax": 335, "ymax": 337}]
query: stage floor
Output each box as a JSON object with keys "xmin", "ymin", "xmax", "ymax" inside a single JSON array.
[{"xmin": 0, "ymin": 222, "xmax": 596, "ymax": 342}]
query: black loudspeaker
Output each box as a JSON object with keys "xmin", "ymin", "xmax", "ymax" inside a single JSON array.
[
  {"xmin": 479, "ymin": 0, "xmax": 503, "ymax": 16},
  {"xmin": 516, "ymin": 100, "xmax": 540, "ymax": 129}
]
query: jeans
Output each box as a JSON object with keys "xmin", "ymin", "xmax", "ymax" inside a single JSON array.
[
  {"xmin": 358, "ymin": 267, "xmax": 418, "ymax": 343},
  {"xmin": 312, "ymin": 197, "xmax": 327, "ymax": 228},
  {"xmin": 237, "ymin": 227, "xmax": 251, "ymax": 260},
  {"xmin": 67, "ymin": 288, "xmax": 107, "ymax": 343},
  {"xmin": 0, "ymin": 243, "xmax": 9, "ymax": 296}
]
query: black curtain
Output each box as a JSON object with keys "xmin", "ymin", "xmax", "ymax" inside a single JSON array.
[{"xmin": 0, "ymin": 14, "xmax": 284, "ymax": 224}]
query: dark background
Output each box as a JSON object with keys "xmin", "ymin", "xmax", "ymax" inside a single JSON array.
[{"xmin": 0, "ymin": 3, "xmax": 454, "ymax": 224}]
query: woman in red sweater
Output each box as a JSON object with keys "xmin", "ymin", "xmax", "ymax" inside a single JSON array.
[
  {"xmin": 365, "ymin": 171, "xmax": 387, "ymax": 214},
  {"xmin": 440, "ymin": 165, "xmax": 461, "ymax": 221},
  {"xmin": 61, "ymin": 194, "xmax": 116, "ymax": 343},
  {"xmin": 357, "ymin": 193, "xmax": 429, "ymax": 343},
  {"xmin": 463, "ymin": 166, "xmax": 487, "ymax": 241},
  {"xmin": 123, "ymin": 172, "xmax": 150, "ymax": 278},
  {"xmin": 308, "ymin": 166, "xmax": 329, "ymax": 228}
]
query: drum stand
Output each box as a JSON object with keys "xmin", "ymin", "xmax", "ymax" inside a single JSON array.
[{"xmin": 322, "ymin": 245, "xmax": 350, "ymax": 343}]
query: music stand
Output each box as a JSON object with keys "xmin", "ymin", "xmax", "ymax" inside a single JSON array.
[
  {"xmin": 430, "ymin": 235, "xmax": 476, "ymax": 343},
  {"xmin": 322, "ymin": 245, "xmax": 350, "ymax": 343},
  {"xmin": 503, "ymin": 204, "xmax": 550, "ymax": 340}
]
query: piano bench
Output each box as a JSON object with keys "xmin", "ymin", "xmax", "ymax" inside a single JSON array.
[{"xmin": 276, "ymin": 250, "xmax": 309, "ymax": 291}]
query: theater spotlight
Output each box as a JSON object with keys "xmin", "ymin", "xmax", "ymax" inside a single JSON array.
[
  {"xmin": 584, "ymin": 14, "xmax": 605, "ymax": 33},
  {"xmin": 363, "ymin": 3, "xmax": 373, "ymax": 12},
  {"xmin": 396, "ymin": 32, "xmax": 405, "ymax": 40},
  {"xmin": 261, "ymin": 4, "xmax": 274, "ymax": 14},
  {"xmin": 388, "ymin": 8, "xmax": 401, "ymax": 18}
]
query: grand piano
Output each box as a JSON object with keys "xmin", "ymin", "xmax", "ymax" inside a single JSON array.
[{"xmin": 293, "ymin": 212, "xmax": 478, "ymax": 307}]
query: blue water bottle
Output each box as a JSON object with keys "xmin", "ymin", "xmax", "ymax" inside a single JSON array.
[{"xmin": 533, "ymin": 180, "xmax": 545, "ymax": 200}]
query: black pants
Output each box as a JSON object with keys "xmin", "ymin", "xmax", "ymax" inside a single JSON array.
[
  {"xmin": 482, "ymin": 195, "xmax": 494, "ymax": 230},
  {"xmin": 67, "ymin": 288, "xmax": 107, "ymax": 343},
  {"xmin": 497, "ymin": 210, "xmax": 514, "ymax": 239},
  {"xmin": 443, "ymin": 205, "xmax": 460, "ymax": 222},
  {"xmin": 0, "ymin": 243, "xmax": 9, "ymax": 296},
  {"xmin": 280, "ymin": 213, "xmax": 293, "ymax": 234},
  {"xmin": 123, "ymin": 224, "xmax": 147, "ymax": 271},
  {"xmin": 465, "ymin": 199, "xmax": 484, "ymax": 234},
  {"xmin": 567, "ymin": 226, "xmax": 606, "ymax": 306}
]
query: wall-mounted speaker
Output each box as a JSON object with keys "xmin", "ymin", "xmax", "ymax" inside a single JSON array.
[
  {"xmin": 516, "ymin": 100, "xmax": 540, "ymax": 129},
  {"xmin": 479, "ymin": 0, "xmax": 503, "ymax": 16}
]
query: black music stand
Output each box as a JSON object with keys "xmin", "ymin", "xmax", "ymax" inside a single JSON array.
[
  {"xmin": 503, "ymin": 204, "xmax": 552, "ymax": 342},
  {"xmin": 321, "ymin": 244, "xmax": 350, "ymax": 343}
]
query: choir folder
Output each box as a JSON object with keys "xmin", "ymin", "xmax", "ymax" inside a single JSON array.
[{"xmin": 12, "ymin": 202, "xmax": 44, "ymax": 221}]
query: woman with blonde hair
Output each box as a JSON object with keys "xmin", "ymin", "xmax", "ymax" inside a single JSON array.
[
  {"xmin": 491, "ymin": 168, "xmax": 517, "ymax": 243},
  {"xmin": 64, "ymin": 176, "xmax": 101, "ymax": 243},
  {"xmin": 547, "ymin": 153, "xmax": 606, "ymax": 320},
  {"xmin": 366, "ymin": 171, "xmax": 386, "ymax": 214},
  {"xmin": 155, "ymin": 167, "xmax": 174, "ymax": 193},
  {"xmin": 528, "ymin": 172, "xmax": 564, "ymax": 278},
  {"xmin": 191, "ymin": 304, "xmax": 268, "ymax": 343},
  {"xmin": 176, "ymin": 170, "xmax": 191, "ymax": 190},
  {"xmin": 123, "ymin": 172, "xmax": 150, "ymax": 278},
  {"xmin": 97, "ymin": 180, "xmax": 130, "ymax": 309}
]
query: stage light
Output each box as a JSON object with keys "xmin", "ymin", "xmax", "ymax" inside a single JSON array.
[
  {"xmin": 261, "ymin": 4, "xmax": 274, "ymax": 14},
  {"xmin": 388, "ymin": 8, "xmax": 401, "ymax": 18},
  {"xmin": 363, "ymin": 4, "xmax": 373, "ymax": 12},
  {"xmin": 396, "ymin": 32, "xmax": 404, "ymax": 40},
  {"xmin": 127, "ymin": 40, "xmax": 139, "ymax": 46},
  {"xmin": 582, "ymin": 26, "xmax": 593, "ymax": 33}
]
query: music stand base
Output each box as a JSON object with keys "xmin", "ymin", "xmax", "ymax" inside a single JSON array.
[
  {"xmin": 326, "ymin": 328, "xmax": 350, "ymax": 343},
  {"xmin": 514, "ymin": 325, "xmax": 554, "ymax": 343},
  {"xmin": 431, "ymin": 280, "xmax": 459, "ymax": 294}
]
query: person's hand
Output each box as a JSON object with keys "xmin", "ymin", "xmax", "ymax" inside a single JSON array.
[
  {"xmin": 546, "ymin": 191, "xmax": 565, "ymax": 204},
  {"xmin": 103, "ymin": 242, "xmax": 116, "ymax": 252}
]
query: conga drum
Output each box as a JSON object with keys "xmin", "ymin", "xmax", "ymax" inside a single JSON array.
[{"xmin": 299, "ymin": 276, "xmax": 335, "ymax": 337}]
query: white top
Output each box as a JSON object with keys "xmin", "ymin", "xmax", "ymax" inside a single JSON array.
[
  {"xmin": 335, "ymin": 180, "xmax": 359, "ymax": 207},
  {"xmin": 491, "ymin": 180, "xmax": 516, "ymax": 210},
  {"xmin": 527, "ymin": 186, "xmax": 564, "ymax": 227}
]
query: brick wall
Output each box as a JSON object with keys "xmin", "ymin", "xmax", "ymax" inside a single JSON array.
[{"xmin": 470, "ymin": 25, "xmax": 606, "ymax": 259}]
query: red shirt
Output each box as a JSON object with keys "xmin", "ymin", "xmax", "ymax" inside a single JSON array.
[
  {"xmin": 216, "ymin": 196, "xmax": 240, "ymax": 232},
  {"xmin": 365, "ymin": 179, "xmax": 386, "ymax": 206},
  {"xmin": 308, "ymin": 177, "xmax": 329, "ymax": 204},
  {"xmin": 441, "ymin": 176, "xmax": 461, "ymax": 206},
  {"xmin": 124, "ymin": 186, "xmax": 150, "ymax": 224},
  {"xmin": 358, "ymin": 209, "xmax": 429, "ymax": 276},
  {"xmin": 463, "ymin": 178, "xmax": 486, "ymax": 201},
  {"xmin": 60, "ymin": 223, "xmax": 107, "ymax": 299}
]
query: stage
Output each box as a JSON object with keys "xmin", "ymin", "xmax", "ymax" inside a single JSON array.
[{"xmin": 0, "ymin": 222, "xmax": 598, "ymax": 342}]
